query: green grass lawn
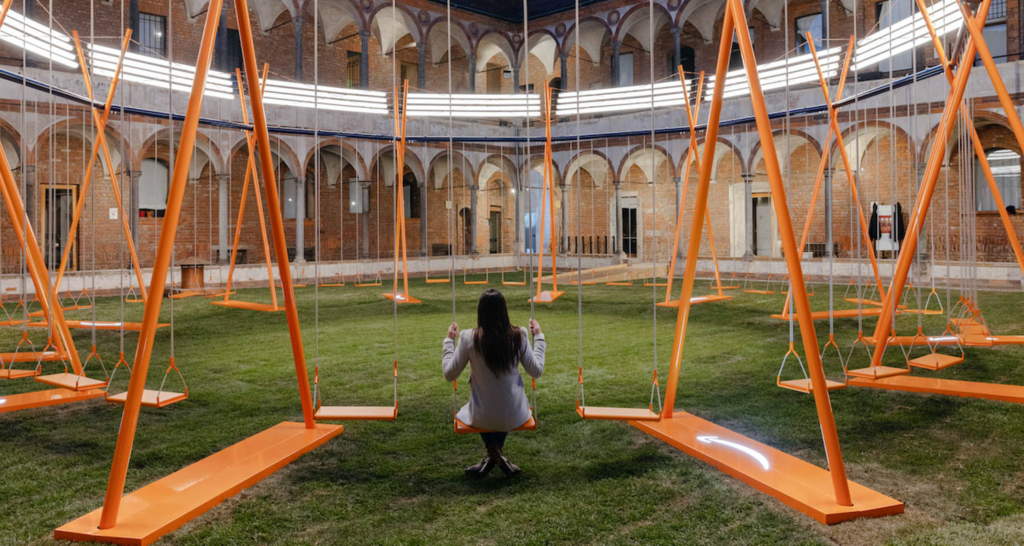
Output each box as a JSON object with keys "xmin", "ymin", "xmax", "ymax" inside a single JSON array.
[{"xmin": 3, "ymin": 276, "xmax": 1024, "ymax": 545}]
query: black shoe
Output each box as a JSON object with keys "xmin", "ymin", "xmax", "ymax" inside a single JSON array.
[
  {"xmin": 496, "ymin": 456, "xmax": 521, "ymax": 478},
  {"xmin": 465, "ymin": 456, "xmax": 495, "ymax": 478}
]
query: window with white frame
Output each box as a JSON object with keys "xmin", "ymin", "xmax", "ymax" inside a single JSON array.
[
  {"xmin": 975, "ymin": 148, "xmax": 1021, "ymax": 212},
  {"xmin": 139, "ymin": 158, "xmax": 169, "ymax": 217}
]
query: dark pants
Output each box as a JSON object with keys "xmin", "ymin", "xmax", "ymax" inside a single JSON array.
[{"xmin": 480, "ymin": 431, "xmax": 507, "ymax": 449}]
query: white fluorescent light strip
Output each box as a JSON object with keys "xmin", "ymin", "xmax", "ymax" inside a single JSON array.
[
  {"xmin": 88, "ymin": 43, "xmax": 233, "ymax": 99},
  {"xmin": 0, "ymin": 10, "xmax": 78, "ymax": 68},
  {"xmin": 703, "ymin": 47, "xmax": 843, "ymax": 100},
  {"xmin": 555, "ymin": 81, "xmax": 693, "ymax": 115},
  {"xmin": 852, "ymin": 0, "xmax": 963, "ymax": 70},
  {"xmin": 406, "ymin": 93, "xmax": 541, "ymax": 117},
  {"xmin": 262, "ymin": 78, "xmax": 388, "ymax": 114}
]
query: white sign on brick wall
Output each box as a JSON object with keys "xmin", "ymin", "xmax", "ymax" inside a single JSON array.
[{"xmin": 109, "ymin": 208, "xmax": 118, "ymax": 220}]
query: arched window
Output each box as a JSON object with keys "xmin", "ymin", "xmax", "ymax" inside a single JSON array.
[
  {"xmin": 139, "ymin": 158, "xmax": 168, "ymax": 218},
  {"xmin": 976, "ymin": 148, "xmax": 1021, "ymax": 212}
]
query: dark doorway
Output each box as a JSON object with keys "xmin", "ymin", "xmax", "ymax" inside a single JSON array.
[{"xmin": 489, "ymin": 210, "xmax": 501, "ymax": 254}]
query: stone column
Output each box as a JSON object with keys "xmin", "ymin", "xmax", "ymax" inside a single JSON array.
[
  {"xmin": 294, "ymin": 176, "xmax": 305, "ymax": 263},
  {"xmin": 514, "ymin": 183, "xmax": 521, "ymax": 251},
  {"xmin": 468, "ymin": 53, "xmax": 477, "ymax": 93},
  {"xmin": 417, "ymin": 43, "xmax": 427, "ymax": 91},
  {"xmin": 129, "ymin": 170, "xmax": 142, "ymax": 249},
  {"xmin": 217, "ymin": 173, "xmax": 229, "ymax": 263},
  {"xmin": 559, "ymin": 53, "xmax": 568, "ymax": 88},
  {"xmin": 742, "ymin": 173, "xmax": 754, "ymax": 260},
  {"xmin": 512, "ymin": 66, "xmax": 520, "ymax": 93},
  {"xmin": 824, "ymin": 168, "xmax": 833, "ymax": 258},
  {"xmin": 23, "ymin": 165, "xmax": 35, "ymax": 231},
  {"xmin": 610, "ymin": 39, "xmax": 621, "ymax": 85},
  {"xmin": 360, "ymin": 180, "xmax": 371, "ymax": 259},
  {"xmin": 469, "ymin": 183, "xmax": 478, "ymax": 254},
  {"xmin": 613, "ymin": 180, "xmax": 622, "ymax": 256},
  {"xmin": 293, "ymin": 16, "xmax": 304, "ymax": 81},
  {"xmin": 129, "ymin": 0, "xmax": 140, "ymax": 53},
  {"xmin": 674, "ymin": 176, "xmax": 683, "ymax": 257},
  {"xmin": 359, "ymin": 31, "xmax": 370, "ymax": 90},
  {"xmin": 671, "ymin": 28, "xmax": 682, "ymax": 74},
  {"xmin": 419, "ymin": 180, "xmax": 428, "ymax": 256},
  {"xmin": 559, "ymin": 181, "xmax": 568, "ymax": 253}
]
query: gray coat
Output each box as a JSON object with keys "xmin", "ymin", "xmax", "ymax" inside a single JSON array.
[{"xmin": 442, "ymin": 327, "xmax": 545, "ymax": 432}]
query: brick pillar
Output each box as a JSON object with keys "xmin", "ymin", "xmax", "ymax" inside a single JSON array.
[
  {"xmin": 674, "ymin": 176, "xmax": 683, "ymax": 257},
  {"xmin": 293, "ymin": 16, "xmax": 304, "ymax": 81},
  {"xmin": 360, "ymin": 180, "xmax": 370, "ymax": 258},
  {"xmin": 468, "ymin": 53, "xmax": 477, "ymax": 93},
  {"xmin": 419, "ymin": 180, "xmax": 428, "ymax": 256},
  {"xmin": 469, "ymin": 183, "xmax": 478, "ymax": 254},
  {"xmin": 671, "ymin": 28, "xmax": 681, "ymax": 73},
  {"xmin": 217, "ymin": 173, "xmax": 229, "ymax": 263},
  {"xmin": 359, "ymin": 31, "xmax": 370, "ymax": 90},
  {"xmin": 293, "ymin": 176, "xmax": 305, "ymax": 262},
  {"xmin": 610, "ymin": 39, "xmax": 621, "ymax": 85},
  {"xmin": 613, "ymin": 180, "xmax": 622, "ymax": 256},
  {"xmin": 742, "ymin": 173, "xmax": 754, "ymax": 260},
  {"xmin": 417, "ymin": 43, "xmax": 427, "ymax": 90},
  {"xmin": 129, "ymin": 170, "xmax": 142, "ymax": 249}
]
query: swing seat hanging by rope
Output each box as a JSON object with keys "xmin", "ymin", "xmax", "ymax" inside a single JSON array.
[
  {"xmin": 354, "ymin": 272, "xmax": 383, "ymax": 287},
  {"xmin": 452, "ymin": 377, "xmax": 538, "ymax": 433},
  {"xmin": 776, "ymin": 341, "xmax": 848, "ymax": 394},
  {"xmin": 463, "ymin": 268, "xmax": 489, "ymax": 285},
  {"xmin": 742, "ymin": 272, "xmax": 776, "ymax": 295},
  {"xmin": 500, "ymin": 268, "xmax": 527, "ymax": 286},
  {"xmin": 576, "ymin": 366, "xmax": 662, "ymax": 421},
  {"xmin": 105, "ymin": 352, "xmax": 188, "ymax": 408},
  {"xmin": 425, "ymin": 269, "xmax": 451, "ymax": 284},
  {"xmin": 313, "ymin": 362, "xmax": 398, "ymax": 421},
  {"xmin": 605, "ymin": 273, "xmax": 634, "ymax": 287}
]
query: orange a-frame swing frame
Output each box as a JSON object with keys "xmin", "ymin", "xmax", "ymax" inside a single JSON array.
[
  {"xmin": 530, "ymin": 82, "xmax": 563, "ymax": 303},
  {"xmin": 659, "ymin": 69, "xmax": 734, "ymax": 309},
  {"xmin": 39, "ymin": 31, "xmax": 148, "ymax": 315},
  {"xmin": 55, "ymin": 2, "xmax": 342, "ymax": 544},
  {"xmin": 846, "ymin": 0, "xmax": 1024, "ymax": 403},
  {"xmin": 0, "ymin": 0, "xmax": 106, "ymax": 411},
  {"xmin": 210, "ymin": 65, "xmax": 285, "ymax": 313},
  {"xmin": 382, "ymin": 80, "xmax": 420, "ymax": 304},
  {"xmin": 626, "ymin": 0, "xmax": 903, "ymax": 523}
]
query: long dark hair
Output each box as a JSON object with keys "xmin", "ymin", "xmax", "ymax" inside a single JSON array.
[{"xmin": 473, "ymin": 289, "xmax": 523, "ymax": 376}]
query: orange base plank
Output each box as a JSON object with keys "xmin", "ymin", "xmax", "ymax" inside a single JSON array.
[
  {"xmin": 0, "ymin": 388, "xmax": 103, "ymax": 413},
  {"xmin": 528, "ymin": 290, "xmax": 565, "ymax": 303},
  {"xmin": 632, "ymin": 412, "xmax": 903, "ymax": 524},
  {"xmin": 849, "ymin": 375, "xmax": 1024, "ymax": 404},
  {"xmin": 656, "ymin": 294, "xmax": 734, "ymax": 308},
  {"xmin": 381, "ymin": 293, "xmax": 421, "ymax": 304},
  {"xmin": 210, "ymin": 300, "xmax": 284, "ymax": 312},
  {"xmin": 55, "ymin": 421, "xmax": 343, "ymax": 546}
]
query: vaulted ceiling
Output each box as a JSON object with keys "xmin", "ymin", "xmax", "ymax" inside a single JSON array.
[{"xmin": 427, "ymin": 0, "xmax": 608, "ymax": 23}]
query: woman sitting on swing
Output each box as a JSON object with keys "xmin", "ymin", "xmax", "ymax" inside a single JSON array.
[{"xmin": 442, "ymin": 288, "xmax": 545, "ymax": 478}]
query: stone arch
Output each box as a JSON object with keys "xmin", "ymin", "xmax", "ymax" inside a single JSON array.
[
  {"xmin": 427, "ymin": 148, "xmax": 474, "ymax": 190},
  {"xmin": 563, "ymin": 150, "xmax": 615, "ymax": 188},
  {"xmin": 303, "ymin": 138, "xmax": 366, "ymax": 184},
  {"xmin": 616, "ymin": 3, "xmax": 673, "ymax": 52},
  {"xmin": 475, "ymin": 31, "xmax": 516, "ymax": 73},
  {"xmin": 425, "ymin": 19, "xmax": 471, "ymax": 65},
  {"xmin": 562, "ymin": 17, "xmax": 612, "ymax": 63},
  {"xmin": 308, "ymin": 0, "xmax": 365, "ymax": 43},
  {"xmin": 135, "ymin": 128, "xmax": 224, "ymax": 177},
  {"xmin": 371, "ymin": 145, "xmax": 426, "ymax": 188},
  {"xmin": 369, "ymin": 4, "xmax": 422, "ymax": 56},
  {"xmin": 677, "ymin": 0, "xmax": 727, "ymax": 42},
  {"xmin": 39, "ymin": 118, "xmax": 126, "ymax": 177},
  {"xmin": 747, "ymin": 129, "xmax": 822, "ymax": 175},
  {"xmin": 617, "ymin": 143, "xmax": 672, "ymax": 183},
  {"xmin": 522, "ymin": 29, "xmax": 560, "ymax": 76}
]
